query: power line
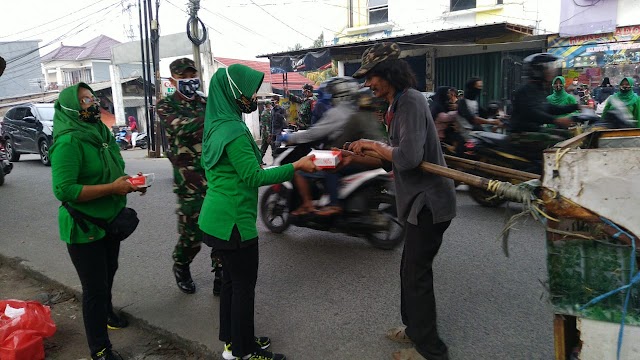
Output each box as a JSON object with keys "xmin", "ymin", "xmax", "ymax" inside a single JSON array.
[
  {"xmin": 0, "ymin": 0, "xmax": 115, "ymax": 40},
  {"xmin": 5, "ymin": 2, "xmax": 123, "ymax": 65},
  {"xmin": 248, "ymin": 0, "xmax": 315, "ymax": 41}
]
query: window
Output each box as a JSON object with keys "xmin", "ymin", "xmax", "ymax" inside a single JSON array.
[
  {"xmin": 450, "ymin": 0, "xmax": 476, "ymax": 11},
  {"xmin": 369, "ymin": 0, "xmax": 388, "ymax": 25}
]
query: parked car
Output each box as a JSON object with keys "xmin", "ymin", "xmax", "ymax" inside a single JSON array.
[{"xmin": 0, "ymin": 103, "xmax": 55, "ymax": 165}]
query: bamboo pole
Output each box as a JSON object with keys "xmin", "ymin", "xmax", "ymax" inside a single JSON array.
[{"xmin": 444, "ymin": 155, "xmax": 540, "ymax": 181}]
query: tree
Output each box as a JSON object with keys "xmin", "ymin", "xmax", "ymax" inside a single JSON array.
[
  {"xmin": 288, "ymin": 43, "xmax": 303, "ymax": 51},
  {"xmin": 312, "ymin": 33, "xmax": 324, "ymax": 48}
]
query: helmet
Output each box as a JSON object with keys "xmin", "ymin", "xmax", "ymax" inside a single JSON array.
[
  {"xmin": 523, "ymin": 53, "xmax": 561, "ymax": 81},
  {"xmin": 322, "ymin": 77, "xmax": 359, "ymax": 105},
  {"xmin": 316, "ymin": 81, "xmax": 332, "ymax": 101}
]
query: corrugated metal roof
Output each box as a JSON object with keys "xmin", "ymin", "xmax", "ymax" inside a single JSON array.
[
  {"xmin": 41, "ymin": 35, "xmax": 121, "ymax": 62},
  {"xmin": 214, "ymin": 57, "xmax": 312, "ymax": 90}
]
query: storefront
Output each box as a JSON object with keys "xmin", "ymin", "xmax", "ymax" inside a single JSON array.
[{"xmin": 548, "ymin": 25, "xmax": 640, "ymax": 89}]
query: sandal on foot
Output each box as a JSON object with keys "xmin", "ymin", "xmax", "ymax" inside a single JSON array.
[
  {"xmin": 391, "ymin": 348, "xmax": 428, "ymax": 360},
  {"xmin": 386, "ymin": 326, "xmax": 413, "ymax": 344},
  {"xmin": 315, "ymin": 206, "xmax": 342, "ymax": 216},
  {"xmin": 290, "ymin": 206, "xmax": 315, "ymax": 216}
]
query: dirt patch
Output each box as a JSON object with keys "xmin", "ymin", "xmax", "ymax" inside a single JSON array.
[{"xmin": 0, "ymin": 258, "xmax": 207, "ymax": 360}]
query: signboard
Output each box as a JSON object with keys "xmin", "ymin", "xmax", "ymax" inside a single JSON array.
[
  {"xmin": 161, "ymin": 79, "xmax": 176, "ymax": 97},
  {"xmin": 548, "ymin": 25, "xmax": 640, "ymax": 68},
  {"xmin": 269, "ymin": 50, "xmax": 332, "ymax": 74}
]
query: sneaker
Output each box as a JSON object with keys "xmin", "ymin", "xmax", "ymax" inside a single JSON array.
[
  {"xmin": 107, "ymin": 311, "xmax": 129, "ymax": 330},
  {"xmin": 245, "ymin": 349, "xmax": 286, "ymax": 360},
  {"xmin": 91, "ymin": 348, "xmax": 124, "ymax": 360},
  {"xmin": 222, "ymin": 337, "xmax": 271, "ymax": 360}
]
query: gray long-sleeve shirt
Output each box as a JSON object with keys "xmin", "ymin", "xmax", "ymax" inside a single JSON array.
[
  {"xmin": 388, "ymin": 89, "xmax": 457, "ymax": 225},
  {"xmin": 287, "ymin": 102, "xmax": 356, "ymax": 145}
]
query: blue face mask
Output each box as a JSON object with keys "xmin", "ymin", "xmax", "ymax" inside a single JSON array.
[{"xmin": 172, "ymin": 77, "xmax": 200, "ymax": 99}]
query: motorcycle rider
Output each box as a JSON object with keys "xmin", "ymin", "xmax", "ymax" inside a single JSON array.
[
  {"xmin": 546, "ymin": 76, "xmax": 578, "ymax": 119},
  {"xmin": 456, "ymin": 77, "xmax": 502, "ymax": 131},
  {"xmin": 510, "ymin": 53, "xmax": 580, "ymax": 157},
  {"xmin": 601, "ymin": 77, "xmax": 640, "ymax": 125},
  {"xmin": 310, "ymin": 82, "xmax": 332, "ymax": 126},
  {"xmin": 281, "ymin": 77, "xmax": 380, "ymax": 216}
]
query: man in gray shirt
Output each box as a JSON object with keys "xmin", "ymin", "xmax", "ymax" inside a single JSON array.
[{"xmin": 346, "ymin": 42, "xmax": 456, "ymax": 360}]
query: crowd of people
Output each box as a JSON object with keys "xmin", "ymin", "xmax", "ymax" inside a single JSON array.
[{"xmin": 49, "ymin": 41, "xmax": 640, "ymax": 360}]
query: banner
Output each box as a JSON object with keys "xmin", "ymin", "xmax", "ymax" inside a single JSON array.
[
  {"xmin": 269, "ymin": 50, "xmax": 331, "ymax": 74},
  {"xmin": 548, "ymin": 25, "xmax": 640, "ymax": 67}
]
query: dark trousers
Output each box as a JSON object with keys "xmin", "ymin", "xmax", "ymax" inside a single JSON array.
[
  {"xmin": 218, "ymin": 237, "xmax": 259, "ymax": 357},
  {"xmin": 260, "ymin": 139, "xmax": 270, "ymax": 158},
  {"xmin": 401, "ymin": 209, "xmax": 451, "ymax": 360},
  {"xmin": 67, "ymin": 236, "xmax": 120, "ymax": 354}
]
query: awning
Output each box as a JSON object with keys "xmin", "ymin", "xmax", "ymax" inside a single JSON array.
[{"xmin": 258, "ymin": 22, "xmax": 534, "ymax": 59}]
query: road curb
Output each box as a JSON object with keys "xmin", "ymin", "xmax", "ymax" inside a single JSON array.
[{"xmin": 0, "ymin": 253, "xmax": 215, "ymax": 359}]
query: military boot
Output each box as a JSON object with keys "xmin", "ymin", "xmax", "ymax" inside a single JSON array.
[{"xmin": 173, "ymin": 263, "xmax": 196, "ymax": 294}]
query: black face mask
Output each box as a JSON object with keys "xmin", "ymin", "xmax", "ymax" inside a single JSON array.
[
  {"xmin": 227, "ymin": 68, "xmax": 258, "ymax": 114},
  {"xmin": 80, "ymin": 104, "xmax": 101, "ymax": 123},
  {"xmin": 173, "ymin": 77, "xmax": 200, "ymax": 99}
]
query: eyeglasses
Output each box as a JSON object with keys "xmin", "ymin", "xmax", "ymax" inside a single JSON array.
[{"xmin": 80, "ymin": 96, "xmax": 99, "ymax": 105}]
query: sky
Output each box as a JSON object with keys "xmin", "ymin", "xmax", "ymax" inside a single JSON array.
[{"xmin": 1, "ymin": 0, "xmax": 346, "ymax": 75}]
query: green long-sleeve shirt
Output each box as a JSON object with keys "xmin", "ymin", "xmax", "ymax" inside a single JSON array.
[
  {"xmin": 198, "ymin": 134, "xmax": 294, "ymax": 241},
  {"xmin": 51, "ymin": 135, "xmax": 126, "ymax": 244}
]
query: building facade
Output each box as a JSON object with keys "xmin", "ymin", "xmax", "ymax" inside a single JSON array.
[{"xmin": 0, "ymin": 40, "xmax": 44, "ymax": 98}]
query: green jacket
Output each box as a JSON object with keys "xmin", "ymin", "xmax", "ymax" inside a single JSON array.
[
  {"xmin": 602, "ymin": 77, "xmax": 640, "ymax": 125},
  {"xmin": 50, "ymin": 83, "xmax": 127, "ymax": 244},
  {"xmin": 199, "ymin": 136, "xmax": 294, "ymax": 240},
  {"xmin": 199, "ymin": 64, "xmax": 295, "ymax": 241}
]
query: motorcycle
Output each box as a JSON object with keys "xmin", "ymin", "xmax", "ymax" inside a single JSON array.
[
  {"xmin": 456, "ymin": 102, "xmax": 634, "ymax": 207},
  {"xmin": 260, "ymin": 143, "xmax": 404, "ymax": 250},
  {"xmin": 0, "ymin": 138, "xmax": 13, "ymax": 186},
  {"xmin": 115, "ymin": 128, "xmax": 148, "ymax": 150}
]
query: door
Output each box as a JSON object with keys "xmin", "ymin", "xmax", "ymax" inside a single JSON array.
[
  {"xmin": 11, "ymin": 107, "xmax": 29, "ymax": 151},
  {"xmin": 21, "ymin": 107, "xmax": 39, "ymax": 152},
  {"xmin": 2, "ymin": 108, "xmax": 19, "ymax": 143}
]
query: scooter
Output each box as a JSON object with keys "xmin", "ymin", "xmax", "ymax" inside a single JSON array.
[
  {"xmin": 115, "ymin": 128, "xmax": 148, "ymax": 150},
  {"xmin": 457, "ymin": 103, "xmax": 633, "ymax": 207},
  {"xmin": 0, "ymin": 138, "xmax": 13, "ymax": 186},
  {"xmin": 260, "ymin": 143, "xmax": 404, "ymax": 250}
]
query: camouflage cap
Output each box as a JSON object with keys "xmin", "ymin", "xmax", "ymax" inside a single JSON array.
[
  {"xmin": 352, "ymin": 42, "xmax": 401, "ymax": 79},
  {"xmin": 169, "ymin": 58, "xmax": 197, "ymax": 75}
]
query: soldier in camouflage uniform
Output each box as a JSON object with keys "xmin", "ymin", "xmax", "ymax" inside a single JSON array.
[
  {"xmin": 259, "ymin": 101, "xmax": 272, "ymax": 160},
  {"xmin": 289, "ymin": 83, "xmax": 317, "ymax": 130},
  {"xmin": 157, "ymin": 58, "xmax": 222, "ymax": 295}
]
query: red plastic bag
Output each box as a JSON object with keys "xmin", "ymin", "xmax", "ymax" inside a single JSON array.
[{"xmin": 0, "ymin": 300, "xmax": 57, "ymax": 360}]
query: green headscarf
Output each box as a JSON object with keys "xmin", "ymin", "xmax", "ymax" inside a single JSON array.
[
  {"xmin": 613, "ymin": 77, "xmax": 639, "ymax": 106},
  {"xmin": 50, "ymin": 83, "xmax": 124, "ymax": 183},
  {"xmin": 202, "ymin": 64, "xmax": 264, "ymax": 169},
  {"xmin": 547, "ymin": 76, "xmax": 575, "ymax": 105}
]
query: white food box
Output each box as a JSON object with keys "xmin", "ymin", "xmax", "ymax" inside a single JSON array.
[{"xmin": 308, "ymin": 150, "xmax": 342, "ymax": 169}]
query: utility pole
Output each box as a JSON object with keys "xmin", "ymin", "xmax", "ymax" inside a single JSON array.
[
  {"xmin": 137, "ymin": 0, "xmax": 151, "ymax": 158},
  {"xmin": 150, "ymin": 0, "xmax": 162, "ymax": 158},
  {"xmin": 188, "ymin": 0, "xmax": 206, "ymax": 89}
]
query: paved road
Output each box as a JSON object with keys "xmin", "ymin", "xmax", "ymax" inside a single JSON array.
[{"xmin": 0, "ymin": 150, "xmax": 553, "ymax": 359}]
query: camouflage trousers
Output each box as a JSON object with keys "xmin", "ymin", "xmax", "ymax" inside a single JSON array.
[{"xmin": 173, "ymin": 194, "xmax": 221, "ymax": 269}]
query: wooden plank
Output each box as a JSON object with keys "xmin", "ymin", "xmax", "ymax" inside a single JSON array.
[{"xmin": 554, "ymin": 315, "xmax": 567, "ymax": 360}]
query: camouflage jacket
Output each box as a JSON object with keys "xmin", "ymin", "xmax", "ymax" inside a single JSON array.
[
  {"xmin": 157, "ymin": 93, "xmax": 207, "ymax": 195},
  {"xmin": 289, "ymin": 94, "xmax": 316, "ymax": 129}
]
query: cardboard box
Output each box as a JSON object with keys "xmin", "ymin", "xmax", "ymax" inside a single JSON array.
[
  {"xmin": 127, "ymin": 173, "xmax": 155, "ymax": 188},
  {"xmin": 309, "ymin": 150, "xmax": 341, "ymax": 169}
]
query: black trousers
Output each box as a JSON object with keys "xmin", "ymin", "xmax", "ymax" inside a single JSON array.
[
  {"xmin": 401, "ymin": 209, "xmax": 451, "ymax": 360},
  {"xmin": 260, "ymin": 139, "xmax": 270, "ymax": 158},
  {"xmin": 67, "ymin": 236, "xmax": 120, "ymax": 354},
  {"xmin": 218, "ymin": 233, "xmax": 259, "ymax": 357}
]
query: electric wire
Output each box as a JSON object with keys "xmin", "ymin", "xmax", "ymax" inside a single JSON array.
[{"xmin": 248, "ymin": 0, "xmax": 315, "ymax": 41}]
